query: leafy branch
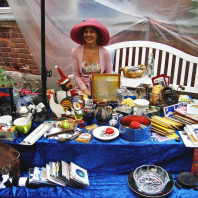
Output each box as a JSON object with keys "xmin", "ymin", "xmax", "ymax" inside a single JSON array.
[{"xmin": 74, "ymin": 111, "xmax": 84, "ymax": 118}]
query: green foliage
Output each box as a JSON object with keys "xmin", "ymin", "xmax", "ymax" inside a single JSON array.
[
  {"xmin": 74, "ymin": 111, "xmax": 84, "ymax": 118},
  {"xmin": 0, "ymin": 69, "xmax": 15, "ymax": 88}
]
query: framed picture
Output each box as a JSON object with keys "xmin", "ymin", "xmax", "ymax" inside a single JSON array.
[
  {"xmin": 164, "ymin": 76, "xmax": 170, "ymax": 86},
  {"xmin": 0, "ymin": 88, "xmax": 12, "ymax": 115},
  {"xmin": 163, "ymin": 102, "xmax": 184, "ymax": 117},
  {"xmin": 92, "ymin": 74, "xmax": 120, "ymax": 101},
  {"xmin": 152, "ymin": 74, "xmax": 167, "ymax": 87}
]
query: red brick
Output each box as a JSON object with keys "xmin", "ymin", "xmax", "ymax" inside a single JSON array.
[
  {"xmin": 11, "ymin": 38, "xmax": 17, "ymax": 43},
  {"xmin": 21, "ymin": 68, "xmax": 31, "ymax": 73},
  {"xmin": 13, "ymin": 53, "xmax": 23, "ymax": 58},
  {"xmin": 29, "ymin": 64, "xmax": 38, "ymax": 69},
  {"xmin": 3, "ymin": 66, "xmax": 15, "ymax": 71},
  {"xmin": 12, "ymin": 48, "xmax": 19, "ymax": 53},
  {"xmin": 2, "ymin": 52, "xmax": 9, "ymax": 57},
  {"xmin": 32, "ymin": 70, "xmax": 40, "ymax": 75},
  {"xmin": 12, "ymin": 33, "xmax": 19, "ymax": 38},
  {"xmin": 26, "ymin": 59, "xmax": 36, "ymax": 64},
  {"xmin": 17, "ymin": 38, "xmax": 25, "ymax": 43},
  {"xmin": 0, "ymin": 42, "xmax": 9, "ymax": 47},
  {"xmin": 27, "ymin": 54, "xmax": 33, "ymax": 59},
  {"xmin": 18, "ymin": 33, "xmax": 24, "ymax": 38},
  {"xmin": 18, "ymin": 58, "xmax": 26, "ymax": 63},
  {"xmin": 19, "ymin": 48, "xmax": 29, "ymax": 53},
  {"xmin": 11, "ymin": 62, "xmax": 23, "ymax": 67},
  {"xmin": 2, "ymin": 57, "xmax": 11, "ymax": 62},
  {"xmin": 1, "ymin": 32, "xmax": 11, "ymax": 38},
  {"xmin": 0, "ymin": 61, "xmax": 5, "ymax": 66},
  {"xmin": 0, "ymin": 47, "xmax": 11, "ymax": 52},
  {"xmin": 0, "ymin": 28, "xmax": 10, "ymax": 32},
  {"xmin": 23, "ymin": 54, "xmax": 28, "ymax": 59},
  {"xmin": 0, "ymin": 38, "xmax": 10, "ymax": 42}
]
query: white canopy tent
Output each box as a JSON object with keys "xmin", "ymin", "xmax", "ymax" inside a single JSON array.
[{"xmin": 7, "ymin": 0, "xmax": 198, "ymax": 92}]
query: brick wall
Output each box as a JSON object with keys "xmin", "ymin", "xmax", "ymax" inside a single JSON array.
[{"xmin": 0, "ymin": 22, "xmax": 40, "ymax": 75}]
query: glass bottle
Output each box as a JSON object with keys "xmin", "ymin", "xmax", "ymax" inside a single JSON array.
[{"xmin": 147, "ymin": 53, "xmax": 154, "ymax": 78}]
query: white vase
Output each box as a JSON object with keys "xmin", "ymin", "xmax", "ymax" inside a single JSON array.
[{"xmin": 56, "ymin": 91, "xmax": 66, "ymax": 104}]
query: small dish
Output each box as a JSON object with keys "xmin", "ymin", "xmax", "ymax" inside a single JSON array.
[{"xmin": 92, "ymin": 126, "xmax": 119, "ymax": 141}]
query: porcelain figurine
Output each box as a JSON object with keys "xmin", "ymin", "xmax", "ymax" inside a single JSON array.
[{"xmin": 109, "ymin": 114, "xmax": 118, "ymax": 127}]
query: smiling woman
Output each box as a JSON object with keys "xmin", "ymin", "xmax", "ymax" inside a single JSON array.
[{"xmin": 70, "ymin": 18, "xmax": 113, "ymax": 96}]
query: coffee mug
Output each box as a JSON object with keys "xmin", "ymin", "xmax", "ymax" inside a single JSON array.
[
  {"xmin": 0, "ymin": 115, "xmax": 12, "ymax": 126},
  {"xmin": 56, "ymin": 91, "xmax": 66, "ymax": 104},
  {"xmin": 13, "ymin": 117, "xmax": 32, "ymax": 134}
]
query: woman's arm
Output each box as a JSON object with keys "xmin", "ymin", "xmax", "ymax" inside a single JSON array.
[
  {"xmin": 83, "ymin": 88, "xmax": 91, "ymax": 96},
  {"xmin": 71, "ymin": 48, "xmax": 87, "ymax": 91},
  {"xmin": 104, "ymin": 48, "xmax": 113, "ymax": 73}
]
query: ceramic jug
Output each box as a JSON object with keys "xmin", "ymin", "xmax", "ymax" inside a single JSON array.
[{"xmin": 94, "ymin": 101, "xmax": 112, "ymax": 125}]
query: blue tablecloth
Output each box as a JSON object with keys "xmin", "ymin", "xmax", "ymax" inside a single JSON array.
[
  {"xmin": 0, "ymin": 172, "xmax": 197, "ymax": 198},
  {"xmin": 6, "ymin": 123, "xmax": 194, "ymax": 176},
  {"xmin": 1, "ymin": 119, "xmax": 196, "ymax": 197}
]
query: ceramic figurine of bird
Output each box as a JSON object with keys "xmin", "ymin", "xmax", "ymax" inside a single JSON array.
[{"xmin": 48, "ymin": 92, "xmax": 65, "ymax": 118}]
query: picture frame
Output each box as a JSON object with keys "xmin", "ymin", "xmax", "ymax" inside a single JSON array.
[
  {"xmin": 0, "ymin": 87, "xmax": 12, "ymax": 115},
  {"xmin": 152, "ymin": 74, "xmax": 167, "ymax": 87},
  {"xmin": 92, "ymin": 73, "xmax": 120, "ymax": 101},
  {"xmin": 164, "ymin": 76, "xmax": 170, "ymax": 86},
  {"xmin": 163, "ymin": 102, "xmax": 184, "ymax": 117}
]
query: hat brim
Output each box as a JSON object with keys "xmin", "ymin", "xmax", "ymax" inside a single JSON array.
[{"xmin": 70, "ymin": 19, "xmax": 110, "ymax": 46}]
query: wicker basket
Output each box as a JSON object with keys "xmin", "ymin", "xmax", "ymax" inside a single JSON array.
[{"xmin": 120, "ymin": 65, "xmax": 146, "ymax": 78}]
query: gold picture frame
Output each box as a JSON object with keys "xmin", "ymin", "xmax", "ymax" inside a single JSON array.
[{"xmin": 92, "ymin": 73, "xmax": 120, "ymax": 101}]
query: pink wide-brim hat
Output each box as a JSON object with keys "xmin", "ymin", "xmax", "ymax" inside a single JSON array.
[{"xmin": 70, "ymin": 18, "xmax": 110, "ymax": 46}]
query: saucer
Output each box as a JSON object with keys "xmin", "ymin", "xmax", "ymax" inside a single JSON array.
[{"xmin": 93, "ymin": 126, "xmax": 119, "ymax": 141}]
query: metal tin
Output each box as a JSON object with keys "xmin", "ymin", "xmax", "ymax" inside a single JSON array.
[
  {"xmin": 119, "ymin": 116, "xmax": 151, "ymax": 142},
  {"xmin": 0, "ymin": 127, "xmax": 18, "ymax": 141}
]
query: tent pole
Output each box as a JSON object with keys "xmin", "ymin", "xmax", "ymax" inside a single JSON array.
[{"xmin": 41, "ymin": 0, "xmax": 47, "ymax": 106}]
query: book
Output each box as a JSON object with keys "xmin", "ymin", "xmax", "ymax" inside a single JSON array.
[
  {"xmin": 178, "ymin": 95, "xmax": 193, "ymax": 104},
  {"xmin": 57, "ymin": 160, "xmax": 73, "ymax": 186},
  {"xmin": 75, "ymin": 133, "xmax": 92, "ymax": 143},
  {"xmin": 183, "ymin": 127, "xmax": 198, "ymax": 146},
  {"xmin": 69, "ymin": 162, "xmax": 89, "ymax": 188},
  {"xmin": 46, "ymin": 163, "xmax": 66, "ymax": 186},
  {"xmin": 29, "ymin": 167, "xmax": 55, "ymax": 185},
  {"xmin": 185, "ymin": 125, "xmax": 198, "ymax": 141},
  {"xmin": 178, "ymin": 131, "xmax": 198, "ymax": 148},
  {"xmin": 174, "ymin": 106, "xmax": 198, "ymax": 124},
  {"xmin": 186, "ymin": 103, "xmax": 198, "ymax": 115}
]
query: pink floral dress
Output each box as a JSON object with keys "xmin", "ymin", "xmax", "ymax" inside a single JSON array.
[{"xmin": 75, "ymin": 60, "xmax": 101, "ymax": 91}]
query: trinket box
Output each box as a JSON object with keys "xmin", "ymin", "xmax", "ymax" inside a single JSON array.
[{"xmin": 0, "ymin": 126, "xmax": 18, "ymax": 141}]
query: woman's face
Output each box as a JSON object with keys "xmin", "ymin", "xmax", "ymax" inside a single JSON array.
[{"xmin": 83, "ymin": 26, "xmax": 98, "ymax": 45}]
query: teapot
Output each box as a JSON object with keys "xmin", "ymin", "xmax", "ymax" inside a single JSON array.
[
  {"xmin": 16, "ymin": 105, "xmax": 30, "ymax": 117},
  {"xmin": 94, "ymin": 101, "xmax": 113, "ymax": 125}
]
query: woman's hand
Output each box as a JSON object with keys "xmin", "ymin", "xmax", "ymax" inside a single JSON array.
[{"xmin": 83, "ymin": 88, "xmax": 91, "ymax": 96}]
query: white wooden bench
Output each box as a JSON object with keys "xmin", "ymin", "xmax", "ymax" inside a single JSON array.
[{"xmin": 105, "ymin": 41, "xmax": 198, "ymax": 94}]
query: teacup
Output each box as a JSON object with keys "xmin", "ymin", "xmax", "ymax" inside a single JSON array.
[
  {"xmin": 0, "ymin": 115, "xmax": 12, "ymax": 126},
  {"xmin": 13, "ymin": 117, "xmax": 32, "ymax": 134}
]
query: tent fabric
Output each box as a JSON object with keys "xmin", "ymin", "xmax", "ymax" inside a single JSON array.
[{"xmin": 7, "ymin": 0, "xmax": 198, "ymax": 91}]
